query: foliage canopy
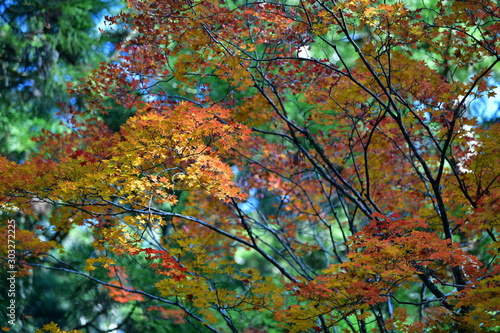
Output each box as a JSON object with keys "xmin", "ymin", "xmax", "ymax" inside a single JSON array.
[
  {"xmin": 1, "ymin": 0, "xmax": 500, "ymax": 332},
  {"xmin": 0, "ymin": 0, "xmax": 124, "ymax": 161}
]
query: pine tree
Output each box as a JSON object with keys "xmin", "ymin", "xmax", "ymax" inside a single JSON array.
[{"xmin": 0, "ymin": 0, "xmax": 123, "ymax": 160}]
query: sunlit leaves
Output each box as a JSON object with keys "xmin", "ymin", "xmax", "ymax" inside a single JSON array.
[
  {"xmin": 34, "ymin": 322, "xmax": 82, "ymax": 333},
  {"xmin": 1, "ymin": 0, "xmax": 500, "ymax": 332}
]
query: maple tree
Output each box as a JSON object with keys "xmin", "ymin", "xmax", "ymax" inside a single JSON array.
[{"xmin": 1, "ymin": 0, "xmax": 500, "ymax": 332}]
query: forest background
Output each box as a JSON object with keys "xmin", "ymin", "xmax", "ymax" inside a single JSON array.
[{"xmin": 1, "ymin": 0, "xmax": 500, "ymax": 332}]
